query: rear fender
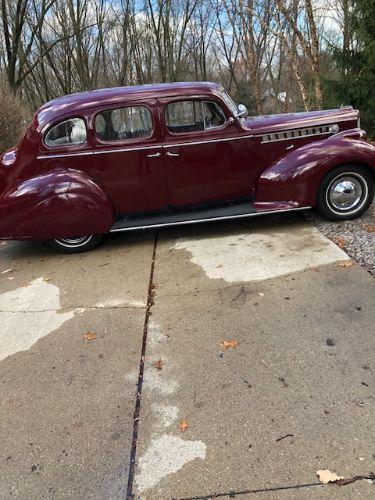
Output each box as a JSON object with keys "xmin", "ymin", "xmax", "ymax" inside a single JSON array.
[
  {"xmin": 256, "ymin": 129, "xmax": 375, "ymax": 207},
  {"xmin": 0, "ymin": 167, "xmax": 115, "ymax": 240}
]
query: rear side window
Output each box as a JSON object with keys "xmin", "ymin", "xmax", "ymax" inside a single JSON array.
[
  {"xmin": 166, "ymin": 100, "xmax": 226, "ymax": 134},
  {"xmin": 44, "ymin": 118, "xmax": 87, "ymax": 147},
  {"xmin": 95, "ymin": 106, "xmax": 153, "ymax": 141}
]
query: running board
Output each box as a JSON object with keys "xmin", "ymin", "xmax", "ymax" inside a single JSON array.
[{"xmin": 110, "ymin": 204, "xmax": 311, "ymax": 233}]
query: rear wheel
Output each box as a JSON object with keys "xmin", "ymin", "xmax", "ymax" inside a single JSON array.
[
  {"xmin": 47, "ymin": 234, "xmax": 102, "ymax": 253},
  {"xmin": 317, "ymin": 165, "xmax": 374, "ymax": 221}
]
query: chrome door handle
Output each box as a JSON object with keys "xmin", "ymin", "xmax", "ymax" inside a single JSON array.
[
  {"xmin": 166, "ymin": 151, "xmax": 180, "ymax": 158},
  {"xmin": 146, "ymin": 152, "xmax": 161, "ymax": 158}
]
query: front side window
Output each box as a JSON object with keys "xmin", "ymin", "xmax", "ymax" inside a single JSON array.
[
  {"xmin": 166, "ymin": 100, "xmax": 226, "ymax": 134},
  {"xmin": 44, "ymin": 117, "xmax": 87, "ymax": 147},
  {"xmin": 95, "ymin": 106, "xmax": 153, "ymax": 141}
]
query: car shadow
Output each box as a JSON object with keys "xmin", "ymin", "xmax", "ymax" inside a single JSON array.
[{"xmin": 0, "ymin": 210, "xmax": 310, "ymax": 260}]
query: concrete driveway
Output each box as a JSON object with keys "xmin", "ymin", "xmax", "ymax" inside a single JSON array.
[{"xmin": 0, "ymin": 213, "xmax": 374, "ymax": 499}]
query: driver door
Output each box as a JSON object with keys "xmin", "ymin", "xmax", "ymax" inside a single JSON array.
[{"xmin": 160, "ymin": 98, "xmax": 254, "ymax": 208}]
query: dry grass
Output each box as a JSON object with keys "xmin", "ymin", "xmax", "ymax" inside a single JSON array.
[{"xmin": 0, "ymin": 85, "xmax": 31, "ymax": 154}]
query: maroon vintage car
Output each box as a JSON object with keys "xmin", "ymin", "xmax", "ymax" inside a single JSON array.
[{"xmin": 0, "ymin": 82, "xmax": 374, "ymax": 252}]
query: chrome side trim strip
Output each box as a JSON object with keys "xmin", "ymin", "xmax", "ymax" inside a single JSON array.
[
  {"xmin": 37, "ymin": 144, "xmax": 163, "ymax": 160},
  {"xmin": 37, "ymin": 151, "xmax": 94, "ymax": 159},
  {"xmin": 36, "ymin": 134, "xmax": 254, "ymax": 159},
  {"xmin": 110, "ymin": 206, "xmax": 311, "ymax": 233},
  {"xmin": 94, "ymin": 144, "xmax": 163, "ymax": 155},
  {"xmin": 165, "ymin": 134, "xmax": 254, "ymax": 148}
]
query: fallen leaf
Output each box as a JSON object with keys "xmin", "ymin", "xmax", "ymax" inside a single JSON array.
[
  {"xmin": 332, "ymin": 237, "xmax": 346, "ymax": 248},
  {"xmin": 83, "ymin": 332, "xmax": 97, "ymax": 341},
  {"xmin": 363, "ymin": 224, "xmax": 375, "ymax": 233},
  {"xmin": 178, "ymin": 420, "xmax": 189, "ymax": 432},
  {"xmin": 153, "ymin": 358, "xmax": 164, "ymax": 371},
  {"xmin": 338, "ymin": 261, "xmax": 354, "ymax": 268},
  {"xmin": 1, "ymin": 268, "xmax": 13, "ymax": 274},
  {"xmin": 220, "ymin": 339, "xmax": 238, "ymax": 350},
  {"xmin": 317, "ymin": 469, "xmax": 344, "ymax": 484}
]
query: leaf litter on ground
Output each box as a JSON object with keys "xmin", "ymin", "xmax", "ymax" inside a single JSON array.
[
  {"xmin": 153, "ymin": 358, "xmax": 164, "ymax": 371},
  {"xmin": 178, "ymin": 420, "xmax": 189, "ymax": 432},
  {"xmin": 317, "ymin": 469, "xmax": 375, "ymax": 486},
  {"xmin": 338, "ymin": 261, "xmax": 354, "ymax": 268},
  {"xmin": 220, "ymin": 339, "xmax": 238, "ymax": 350},
  {"xmin": 83, "ymin": 332, "xmax": 97, "ymax": 341}
]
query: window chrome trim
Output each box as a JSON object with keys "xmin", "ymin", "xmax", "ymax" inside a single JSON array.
[
  {"xmin": 43, "ymin": 117, "xmax": 88, "ymax": 149},
  {"xmin": 94, "ymin": 104, "xmax": 154, "ymax": 144},
  {"xmin": 165, "ymin": 99, "xmax": 227, "ymax": 136},
  {"xmin": 36, "ymin": 135, "xmax": 254, "ymax": 159}
]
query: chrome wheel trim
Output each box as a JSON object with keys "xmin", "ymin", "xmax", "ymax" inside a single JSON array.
[
  {"xmin": 54, "ymin": 235, "xmax": 93, "ymax": 248},
  {"xmin": 326, "ymin": 172, "xmax": 368, "ymax": 215}
]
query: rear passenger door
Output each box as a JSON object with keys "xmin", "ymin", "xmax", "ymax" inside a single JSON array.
[
  {"xmin": 160, "ymin": 97, "xmax": 253, "ymax": 208},
  {"xmin": 93, "ymin": 100, "xmax": 169, "ymax": 215}
]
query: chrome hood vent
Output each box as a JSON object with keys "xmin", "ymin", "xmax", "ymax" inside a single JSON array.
[{"xmin": 260, "ymin": 124, "xmax": 339, "ymax": 143}]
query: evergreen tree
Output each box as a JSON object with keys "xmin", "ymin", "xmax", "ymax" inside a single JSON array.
[{"xmin": 325, "ymin": 0, "xmax": 375, "ymax": 135}]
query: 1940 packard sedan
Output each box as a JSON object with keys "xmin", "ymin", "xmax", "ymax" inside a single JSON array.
[{"xmin": 0, "ymin": 82, "xmax": 374, "ymax": 252}]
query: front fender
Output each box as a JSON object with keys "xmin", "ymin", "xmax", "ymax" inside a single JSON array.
[
  {"xmin": 0, "ymin": 167, "xmax": 115, "ymax": 240},
  {"xmin": 256, "ymin": 129, "xmax": 375, "ymax": 207}
]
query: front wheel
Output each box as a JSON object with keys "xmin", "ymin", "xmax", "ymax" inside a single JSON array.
[
  {"xmin": 317, "ymin": 165, "xmax": 374, "ymax": 221},
  {"xmin": 47, "ymin": 234, "xmax": 103, "ymax": 254}
]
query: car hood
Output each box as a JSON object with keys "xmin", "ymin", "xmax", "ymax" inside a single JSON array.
[{"xmin": 243, "ymin": 107, "xmax": 359, "ymax": 134}]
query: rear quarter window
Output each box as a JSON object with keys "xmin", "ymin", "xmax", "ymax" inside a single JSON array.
[{"xmin": 44, "ymin": 118, "xmax": 87, "ymax": 147}]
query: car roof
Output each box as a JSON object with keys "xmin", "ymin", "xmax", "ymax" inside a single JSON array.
[{"xmin": 36, "ymin": 81, "xmax": 222, "ymax": 127}]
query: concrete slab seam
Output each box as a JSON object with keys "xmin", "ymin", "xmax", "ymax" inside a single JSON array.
[{"xmin": 126, "ymin": 232, "xmax": 158, "ymax": 499}]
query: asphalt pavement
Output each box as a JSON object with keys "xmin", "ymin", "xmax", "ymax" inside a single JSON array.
[{"xmin": 0, "ymin": 213, "xmax": 374, "ymax": 499}]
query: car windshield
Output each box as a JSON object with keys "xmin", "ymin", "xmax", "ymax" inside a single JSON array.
[{"xmin": 219, "ymin": 88, "xmax": 238, "ymax": 116}]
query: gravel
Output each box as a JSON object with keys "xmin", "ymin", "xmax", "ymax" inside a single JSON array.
[{"xmin": 305, "ymin": 201, "xmax": 375, "ymax": 276}]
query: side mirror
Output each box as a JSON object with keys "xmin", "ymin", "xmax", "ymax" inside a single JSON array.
[{"xmin": 236, "ymin": 104, "xmax": 248, "ymax": 118}]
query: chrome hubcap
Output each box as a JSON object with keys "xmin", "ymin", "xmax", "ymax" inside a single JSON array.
[
  {"xmin": 55, "ymin": 235, "xmax": 92, "ymax": 248},
  {"xmin": 328, "ymin": 175, "xmax": 365, "ymax": 212}
]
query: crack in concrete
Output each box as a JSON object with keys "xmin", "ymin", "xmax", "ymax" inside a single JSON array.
[
  {"xmin": 174, "ymin": 474, "xmax": 375, "ymax": 498},
  {"xmin": 174, "ymin": 482, "xmax": 324, "ymax": 499},
  {"xmin": 126, "ymin": 232, "xmax": 158, "ymax": 499},
  {"xmin": 173, "ymin": 481, "xmax": 329, "ymax": 499}
]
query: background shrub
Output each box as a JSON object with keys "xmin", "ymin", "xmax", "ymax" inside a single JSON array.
[{"xmin": 0, "ymin": 85, "xmax": 31, "ymax": 154}]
